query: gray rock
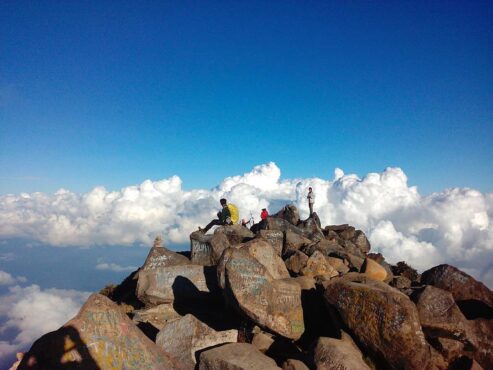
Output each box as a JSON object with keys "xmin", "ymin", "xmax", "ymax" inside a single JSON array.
[
  {"xmin": 190, "ymin": 231, "xmax": 215, "ymax": 266},
  {"xmin": 199, "ymin": 343, "xmax": 281, "ymax": 370},
  {"xmin": 215, "ymin": 224, "xmax": 255, "ymax": 245},
  {"xmin": 156, "ymin": 314, "xmax": 237, "ymax": 370},
  {"xmin": 274, "ymin": 204, "xmax": 300, "ymax": 226}
]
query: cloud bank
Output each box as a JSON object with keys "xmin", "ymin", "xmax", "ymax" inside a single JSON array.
[
  {"xmin": 0, "ymin": 162, "xmax": 492, "ymax": 286},
  {"xmin": 0, "ymin": 284, "xmax": 90, "ymax": 360}
]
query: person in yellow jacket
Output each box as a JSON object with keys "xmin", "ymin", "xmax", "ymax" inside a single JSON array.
[{"xmin": 199, "ymin": 198, "xmax": 239, "ymax": 234}]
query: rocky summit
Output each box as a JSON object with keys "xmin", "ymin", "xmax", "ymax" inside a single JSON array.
[{"xmin": 16, "ymin": 206, "xmax": 493, "ymax": 370}]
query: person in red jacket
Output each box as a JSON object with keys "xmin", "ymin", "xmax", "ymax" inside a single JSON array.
[{"xmin": 260, "ymin": 208, "xmax": 269, "ymax": 220}]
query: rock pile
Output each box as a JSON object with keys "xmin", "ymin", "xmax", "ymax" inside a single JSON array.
[{"xmin": 17, "ymin": 207, "xmax": 493, "ymax": 370}]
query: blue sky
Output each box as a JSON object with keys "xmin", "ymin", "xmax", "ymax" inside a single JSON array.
[{"xmin": 1, "ymin": 1, "xmax": 492, "ymax": 195}]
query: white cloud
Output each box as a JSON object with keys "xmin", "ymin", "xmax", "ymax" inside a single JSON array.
[
  {"xmin": 95, "ymin": 263, "xmax": 137, "ymax": 272},
  {"xmin": 0, "ymin": 271, "xmax": 26, "ymax": 286},
  {"xmin": 0, "ymin": 163, "xmax": 492, "ymax": 287},
  {"xmin": 0, "ymin": 284, "xmax": 90, "ymax": 359}
]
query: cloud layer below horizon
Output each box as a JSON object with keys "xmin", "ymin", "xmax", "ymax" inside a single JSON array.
[{"xmin": 1, "ymin": 162, "xmax": 492, "ymax": 286}]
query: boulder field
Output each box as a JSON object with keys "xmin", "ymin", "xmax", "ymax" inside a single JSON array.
[{"xmin": 17, "ymin": 207, "xmax": 493, "ymax": 370}]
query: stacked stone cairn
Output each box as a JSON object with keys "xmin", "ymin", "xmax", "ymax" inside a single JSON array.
[{"xmin": 18, "ymin": 205, "xmax": 493, "ymax": 370}]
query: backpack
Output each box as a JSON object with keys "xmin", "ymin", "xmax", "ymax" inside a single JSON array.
[{"xmin": 227, "ymin": 203, "xmax": 239, "ymax": 224}]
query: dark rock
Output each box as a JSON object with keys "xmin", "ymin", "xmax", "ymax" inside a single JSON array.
[
  {"xmin": 390, "ymin": 276, "xmax": 412, "ymax": 289},
  {"xmin": 339, "ymin": 226, "xmax": 356, "ymax": 240},
  {"xmin": 215, "ymin": 224, "xmax": 255, "ymax": 246},
  {"xmin": 284, "ymin": 230, "xmax": 313, "ymax": 256},
  {"xmin": 274, "ymin": 205, "xmax": 300, "ymax": 226},
  {"xmin": 391, "ymin": 261, "xmax": 419, "ymax": 282},
  {"xmin": 352, "ymin": 230, "xmax": 371, "ymax": 254},
  {"xmin": 468, "ymin": 318, "xmax": 493, "ymax": 369},
  {"xmin": 199, "ymin": 343, "xmax": 281, "ymax": 370},
  {"xmin": 421, "ymin": 265, "xmax": 493, "ymax": 316},
  {"xmin": 259, "ymin": 230, "xmax": 284, "ymax": 257},
  {"xmin": 324, "ymin": 274, "xmax": 444, "ymax": 370},
  {"xmin": 133, "ymin": 303, "xmax": 182, "ymax": 331},
  {"xmin": 19, "ymin": 294, "xmax": 182, "ymax": 370},
  {"xmin": 325, "ymin": 224, "xmax": 350, "ymax": 233},
  {"xmin": 190, "ymin": 231, "xmax": 215, "ymax": 266},
  {"xmin": 282, "ymin": 358, "xmax": 310, "ymax": 370}
]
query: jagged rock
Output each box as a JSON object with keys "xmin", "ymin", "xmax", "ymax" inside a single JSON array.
[
  {"xmin": 390, "ymin": 275, "xmax": 412, "ymax": 289},
  {"xmin": 345, "ymin": 254, "xmax": 364, "ymax": 271},
  {"xmin": 468, "ymin": 318, "xmax": 493, "ymax": 369},
  {"xmin": 19, "ymin": 294, "xmax": 181, "ymax": 369},
  {"xmin": 324, "ymin": 274, "xmax": 443, "ymax": 370},
  {"xmin": 274, "ymin": 205, "xmax": 300, "ymax": 226},
  {"xmin": 259, "ymin": 229, "xmax": 284, "ymax": 256},
  {"xmin": 339, "ymin": 240, "xmax": 365, "ymax": 257},
  {"xmin": 199, "ymin": 343, "xmax": 281, "ymax": 370},
  {"xmin": 209, "ymin": 232, "xmax": 232, "ymax": 264},
  {"xmin": 133, "ymin": 303, "xmax": 182, "ymax": 330},
  {"xmin": 142, "ymin": 243, "xmax": 190, "ymax": 271},
  {"xmin": 352, "ymin": 230, "xmax": 371, "ymax": 254},
  {"xmin": 300, "ymin": 250, "xmax": 338, "ymax": 278},
  {"xmin": 302, "ymin": 239, "xmax": 344, "ymax": 257},
  {"xmin": 137, "ymin": 264, "xmax": 213, "ymax": 306},
  {"xmin": 414, "ymin": 286, "xmax": 474, "ymax": 346},
  {"xmin": 361, "ymin": 258, "xmax": 388, "ymax": 281},
  {"xmin": 221, "ymin": 247, "xmax": 305, "ymax": 339},
  {"xmin": 251, "ymin": 326, "xmax": 275, "ymax": 353},
  {"xmin": 285, "ymin": 251, "xmax": 309, "ymax": 275},
  {"xmin": 292, "ymin": 276, "xmax": 316, "ymax": 290},
  {"xmin": 391, "ymin": 261, "xmax": 420, "ymax": 282},
  {"xmin": 285, "ymin": 230, "xmax": 313, "ymax": 255},
  {"xmin": 215, "ymin": 224, "xmax": 255, "ymax": 245},
  {"xmin": 264, "ymin": 217, "xmax": 305, "ymax": 235},
  {"xmin": 313, "ymin": 335, "xmax": 371, "ymax": 370},
  {"xmin": 432, "ymin": 338, "xmax": 466, "ymax": 364},
  {"xmin": 299, "ymin": 216, "xmax": 324, "ymax": 241},
  {"xmin": 326, "ymin": 256, "xmax": 350, "ymax": 274},
  {"xmin": 339, "ymin": 226, "xmax": 356, "ymax": 240},
  {"xmin": 325, "ymin": 224, "xmax": 350, "ymax": 232},
  {"xmin": 156, "ymin": 314, "xmax": 238, "ymax": 370},
  {"xmin": 421, "ymin": 265, "xmax": 493, "ymax": 311},
  {"xmin": 282, "ymin": 359, "xmax": 310, "ymax": 370}
]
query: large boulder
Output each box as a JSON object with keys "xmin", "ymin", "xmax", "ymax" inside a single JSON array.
[
  {"xmin": 258, "ymin": 229, "xmax": 284, "ymax": 256},
  {"xmin": 285, "ymin": 251, "xmax": 309, "ymax": 275},
  {"xmin": 156, "ymin": 314, "xmax": 238, "ymax": 370},
  {"xmin": 142, "ymin": 239, "xmax": 190, "ymax": 271},
  {"xmin": 421, "ymin": 265, "xmax": 493, "ymax": 311},
  {"xmin": 468, "ymin": 318, "xmax": 493, "ymax": 369},
  {"xmin": 300, "ymin": 250, "xmax": 338, "ymax": 278},
  {"xmin": 199, "ymin": 343, "xmax": 281, "ymax": 370},
  {"xmin": 274, "ymin": 205, "xmax": 300, "ymax": 226},
  {"xmin": 414, "ymin": 286, "xmax": 474, "ymax": 346},
  {"xmin": 137, "ymin": 264, "xmax": 213, "ymax": 306},
  {"xmin": 221, "ymin": 247, "xmax": 305, "ymax": 339},
  {"xmin": 285, "ymin": 230, "xmax": 314, "ymax": 256},
  {"xmin": 298, "ymin": 217, "xmax": 325, "ymax": 242},
  {"xmin": 264, "ymin": 217, "xmax": 305, "ymax": 235},
  {"xmin": 313, "ymin": 334, "xmax": 371, "ymax": 370},
  {"xmin": 361, "ymin": 258, "xmax": 388, "ymax": 282},
  {"xmin": 352, "ymin": 230, "xmax": 371, "ymax": 254},
  {"xmin": 190, "ymin": 231, "xmax": 215, "ymax": 266},
  {"xmin": 324, "ymin": 274, "xmax": 443, "ymax": 370},
  {"xmin": 242, "ymin": 239, "xmax": 290, "ymax": 279},
  {"xmin": 215, "ymin": 224, "xmax": 255, "ymax": 245},
  {"xmin": 19, "ymin": 294, "xmax": 181, "ymax": 369},
  {"xmin": 133, "ymin": 303, "xmax": 182, "ymax": 330}
]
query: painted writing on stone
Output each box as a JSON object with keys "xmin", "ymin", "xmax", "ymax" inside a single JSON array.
[
  {"xmin": 144, "ymin": 254, "xmax": 171, "ymax": 270},
  {"xmin": 229, "ymin": 258, "xmax": 268, "ymax": 295}
]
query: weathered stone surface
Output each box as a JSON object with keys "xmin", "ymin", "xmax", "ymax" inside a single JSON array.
[
  {"xmin": 19, "ymin": 294, "xmax": 181, "ymax": 370},
  {"xmin": 222, "ymin": 248, "xmax": 305, "ymax": 339},
  {"xmin": 302, "ymin": 239, "xmax": 345, "ymax": 257},
  {"xmin": 265, "ymin": 217, "xmax": 305, "ymax": 235},
  {"xmin": 421, "ymin": 265, "xmax": 493, "ymax": 310},
  {"xmin": 325, "ymin": 224, "xmax": 350, "ymax": 232},
  {"xmin": 285, "ymin": 230, "xmax": 313, "ymax": 255},
  {"xmin": 432, "ymin": 338, "xmax": 465, "ymax": 363},
  {"xmin": 199, "ymin": 343, "xmax": 281, "ymax": 370},
  {"xmin": 142, "ymin": 244, "xmax": 190, "ymax": 271},
  {"xmin": 259, "ymin": 229, "xmax": 284, "ymax": 256},
  {"xmin": 292, "ymin": 276, "xmax": 316, "ymax": 290},
  {"xmin": 215, "ymin": 225, "xmax": 255, "ymax": 245},
  {"xmin": 326, "ymin": 256, "xmax": 350, "ymax": 274},
  {"xmin": 361, "ymin": 258, "xmax": 387, "ymax": 281},
  {"xmin": 156, "ymin": 314, "xmax": 238, "ymax": 369},
  {"xmin": 251, "ymin": 326, "xmax": 275, "ymax": 353},
  {"xmin": 301, "ymin": 251, "xmax": 338, "ymax": 278},
  {"xmin": 390, "ymin": 275, "xmax": 412, "ymax": 289},
  {"xmin": 415, "ymin": 286, "xmax": 474, "ymax": 346},
  {"xmin": 352, "ymin": 230, "xmax": 371, "ymax": 254},
  {"xmin": 137, "ymin": 264, "xmax": 212, "ymax": 306},
  {"xmin": 313, "ymin": 336, "xmax": 371, "ymax": 370},
  {"xmin": 133, "ymin": 303, "xmax": 182, "ymax": 330},
  {"xmin": 243, "ymin": 239, "xmax": 290, "ymax": 280},
  {"xmin": 345, "ymin": 254, "xmax": 364, "ymax": 271},
  {"xmin": 339, "ymin": 226, "xmax": 356, "ymax": 240},
  {"xmin": 391, "ymin": 261, "xmax": 420, "ymax": 282},
  {"xmin": 282, "ymin": 359, "xmax": 310, "ymax": 370},
  {"xmin": 190, "ymin": 231, "xmax": 215, "ymax": 266},
  {"xmin": 468, "ymin": 318, "xmax": 493, "ymax": 369},
  {"xmin": 209, "ymin": 232, "xmax": 232, "ymax": 264},
  {"xmin": 299, "ymin": 217, "xmax": 324, "ymax": 242},
  {"xmin": 324, "ymin": 274, "xmax": 441, "ymax": 370},
  {"xmin": 274, "ymin": 204, "xmax": 301, "ymax": 226},
  {"xmin": 285, "ymin": 251, "xmax": 309, "ymax": 275}
]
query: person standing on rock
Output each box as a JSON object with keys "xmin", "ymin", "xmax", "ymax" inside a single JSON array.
[
  {"xmin": 260, "ymin": 208, "xmax": 269, "ymax": 220},
  {"xmin": 199, "ymin": 198, "xmax": 238, "ymax": 234},
  {"xmin": 307, "ymin": 187, "xmax": 315, "ymax": 216}
]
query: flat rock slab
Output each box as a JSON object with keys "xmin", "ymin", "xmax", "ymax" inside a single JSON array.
[
  {"xmin": 190, "ymin": 231, "xmax": 215, "ymax": 266},
  {"xmin": 324, "ymin": 274, "xmax": 440, "ymax": 370},
  {"xmin": 259, "ymin": 230, "xmax": 284, "ymax": 256},
  {"xmin": 215, "ymin": 225, "xmax": 255, "ymax": 245},
  {"xmin": 199, "ymin": 343, "xmax": 281, "ymax": 370},
  {"xmin": 223, "ymin": 247, "xmax": 305, "ymax": 339},
  {"xmin": 137, "ymin": 264, "xmax": 212, "ymax": 306},
  {"xmin": 156, "ymin": 314, "xmax": 238, "ymax": 370},
  {"xmin": 313, "ymin": 336, "xmax": 371, "ymax": 370},
  {"xmin": 19, "ymin": 294, "xmax": 181, "ymax": 370},
  {"xmin": 243, "ymin": 239, "xmax": 290, "ymax": 279},
  {"xmin": 133, "ymin": 303, "xmax": 182, "ymax": 330}
]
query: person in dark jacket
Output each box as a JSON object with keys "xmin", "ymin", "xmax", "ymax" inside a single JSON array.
[{"xmin": 199, "ymin": 198, "xmax": 232, "ymax": 234}]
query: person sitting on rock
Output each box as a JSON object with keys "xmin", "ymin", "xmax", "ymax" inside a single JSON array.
[
  {"xmin": 260, "ymin": 208, "xmax": 269, "ymax": 220},
  {"xmin": 199, "ymin": 198, "xmax": 236, "ymax": 234}
]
